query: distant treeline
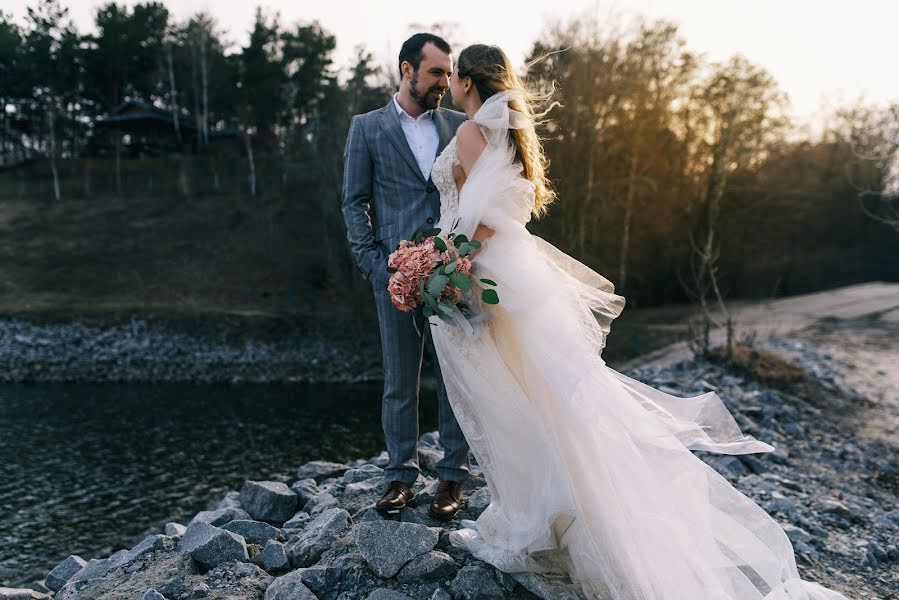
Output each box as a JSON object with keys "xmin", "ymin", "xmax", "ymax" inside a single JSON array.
[{"xmin": 0, "ymin": 1, "xmax": 897, "ymax": 307}]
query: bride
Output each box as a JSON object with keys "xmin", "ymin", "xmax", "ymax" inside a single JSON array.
[{"xmin": 425, "ymin": 43, "xmax": 852, "ymax": 600}]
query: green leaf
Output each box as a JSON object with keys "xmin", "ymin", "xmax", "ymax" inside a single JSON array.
[
  {"xmin": 423, "ymin": 305, "xmax": 434, "ymax": 318},
  {"xmin": 482, "ymin": 289, "xmax": 499, "ymax": 304},
  {"xmin": 468, "ymin": 239, "xmax": 481, "ymax": 248},
  {"xmin": 479, "ymin": 278, "xmax": 497, "ymax": 286},
  {"xmin": 449, "ymin": 272, "xmax": 471, "ymax": 293},
  {"xmin": 412, "ymin": 225, "xmax": 425, "ymax": 244},
  {"xmin": 422, "ymin": 290, "xmax": 440, "ymax": 311},
  {"xmin": 428, "ymin": 274, "xmax": 448, "ymax": 297},
  {"xmin": 457, "ymin": 242, "xmax": 471, "ymax": 256},
  {"xmin": 453, "ymin": 234, "xmax": 469, "ymax": 245},
  {"xmin": 438, "ymin": 312, "xmax": 456, "ymax": 325},
  {"xmin": 444, "ymin": 260, "xmax": 458, "ymax": 274},
  {"xmin": 434, "ymin": 236, "xmax": 447, "ymax": 252},
  {"xmin": 423, "ymin": 227, "xmax": 442, "ymax": 237}
]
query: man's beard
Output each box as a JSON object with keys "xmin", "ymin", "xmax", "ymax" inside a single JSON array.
[{"xmin": 409, "ymin": 71, "xmax": 444, "ymax": 110}]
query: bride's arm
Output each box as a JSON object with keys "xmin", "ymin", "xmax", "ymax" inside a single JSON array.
[{"xmin": 456, "ymin": 121, "xmax": 494, "ymax": 253}]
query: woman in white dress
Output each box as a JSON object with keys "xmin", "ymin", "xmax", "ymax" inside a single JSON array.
[{"xmin": 425, "ymin": 43, "xmax": 852, "ymax": 600}]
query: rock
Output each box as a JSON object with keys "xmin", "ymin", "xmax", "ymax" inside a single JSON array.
[
  {"xmin": 215, "ymin": 490, "xmax": 243, "ymax": 509},
  {"xmin": 354, "ymin": 520, "xmax": 440, "ymax": 578},
  {"xmin": 303, "ymin": 491, "xmax": 338, "ymax": 515},
  {"xmin": 282, "ymin": 511, "xmax": 312, "ymax": 530},
  {"xmin": 817, "ymin": 498, "xmax": 853, "ymax": 520},
  {"xmin": 141, "ymin": 590, "xmax": 166, "ymax": 600},
  {"xmin": 44, "ymin": 555, "xmax": 87, "ymax": 592},
  {"xmin": 344, "ymin": 464, "xmax": 385, "ymax": 483},
  {"xmin": 781, "ymin": 523, "xmax": 812, "ymax": 544},
  {"xmin": 419, "ymin": 431, "xmax": 440, "ymax": 448},
  {"xmin": 418, "ymin": 446, "xmax": 445, "ymax": 472},
  {"xmin": 465, "ymin": 487, "xmax": 491, "ymax": 517},
  {"xmin": 252, "ymin": 540, "xmax": 290, "ymax": 573},
  {"xmin": 290, "ymin": 478, "xmax": 321, "ymax": 506},
  {"xmin": 189, "ymin": 506, "xmax": 252, "ymax": 527},
  {"xmin": 396, "ymin": 550, "xmax": 458, "ymax": 583},
  {"xmin": 365, "ymin": 589, "xmax": 416, "ymax": 600},
  {"xmin": 285, "ymin": 507, "xmax": 352, "ymax": 568},
  {"xmin": 176, "ymin": 521, "xmax": 249, "ymax": 569},
  {"xmin": 510, "ymin": 572, "xmax": 586, "ymax": 600},
  {"xmin": 296, "ymin": 460, "xmax": 349, "ymax": 481},
  {"xmin": 369, "ymin": 450, "xmax": 390, "ymax": 468},
  {"xmin": 240, "ymin": 480, "xmax": 299, "ymax": 524},
  {"xmin": 0, "ymin": 589, "xmax": 52, "ymax": 599},
  {"xmin": 164, "ymin": 522, "xmax": 187, "ymax": 537},
  {"xmin": 430, "ymin": 589, "xmax": 452, "ymax": 600},
  {"xmin": 264, "ymin": 569, "xmax": 318, "ymax": 600},
  {"xmin": 449, "ymin": 565, "xmax": 506, "ymax": 600},
  {"xmin": 221, "ymin": 519, "xmax": 280, "ymax": 545}
]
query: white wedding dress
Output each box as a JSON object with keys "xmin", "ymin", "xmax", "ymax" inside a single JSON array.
[{"xmin": 425, "ymin": 90, "xmax": 852, "ymax": 600}]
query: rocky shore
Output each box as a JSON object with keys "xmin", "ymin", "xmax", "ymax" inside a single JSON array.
[
  {"xmin": 0, "ymin": 316, "xmax": 382, "ymax": 383},
  {"xmin": 3, "ymin": 315, "xmax": 897, "ymax": 600}
]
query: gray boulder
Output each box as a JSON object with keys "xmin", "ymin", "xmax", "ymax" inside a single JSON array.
[
  {"xmin": 141, "ymin": 590, "xmax": 166, "ymax": 600},
  {"xmin": 44, "ymin": 555, "xmax": 87, "ymax": 592},
  {"xmin": 344, "ymin": 464, "xmax": 385, "ymax": 483},
  {"xmin": 511, "ymin": 571, "xmax": 589, "ymax": 599},
  {"xmin": 303, "ymin": 491, "xmax": 338, "ymax": 515},
  {"xmin": 240, "ymin": 480, "xmax": 298, "ymax": 524},
  {"xmin": 290, "ymin": 478, "xmax": 321, "ymax": 506},
  {"xmin": 450, "ymin": 566, "xmax": 506, "ymax": 600},
  {"xmin": 285, "ymin": 507, "xmax": 352, "ymax": 568},
  {"xmin": 189, "ymin": 506, "xmax": 252, "ymax": 527},
  {"xmin": 164, "ymin": 522, "xmax": 187, "ymax": 537},
  {"xmin": 353, "ymin": 520, "xmax": 440, "ymax": 578},
  {"xmin": 0, "ymin": 589, "xmax": 52, "ymax": 599},
  {"xmin": 264, "ymin": 569, "xmax": 318, "ymax": 600},
  {"xmin": 365, "ymin": 590, "xmax": 416, "ymax": 600},
  {"xmin": 176, "ymin": 521, "xmax": 249, "ymax": 569},
  {"xmin": 221, "ymin": 519, "xmax": 280, "ymax": 545},
  {"xmin": 252, "ymin": 540, "xmax": 290, "ymax": 573},
  {"xmin": 296, "ymin": 460, "xmax": 349, "ymax": 481},
  {"xmin": 396, "ymin": 550, "xmax": 458, "ymax": 583}
]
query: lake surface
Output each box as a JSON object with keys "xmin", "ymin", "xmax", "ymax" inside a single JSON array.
[{"xmin": 0, "ymin": 381, "xmax": 439, "ymax": 588}]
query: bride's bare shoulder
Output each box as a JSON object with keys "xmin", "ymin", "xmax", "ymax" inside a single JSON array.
[{"xmin": 456, "ymin": 121, "xmax": 487, "ymax": 173}]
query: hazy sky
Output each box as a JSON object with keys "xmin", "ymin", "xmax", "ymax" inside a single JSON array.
[{"xmin": 7, "ymin": 0, "xmax": 898, "ymax": 128}]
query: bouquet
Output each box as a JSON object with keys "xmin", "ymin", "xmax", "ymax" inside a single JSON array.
[{"xmin": 385, "ymin": 221, "xmax": 499, "ymax": 338}]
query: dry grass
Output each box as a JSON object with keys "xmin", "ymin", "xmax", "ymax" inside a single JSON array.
[{"xmin": 708, "ymin": 342, "xmax": 808, "ymax": 387}]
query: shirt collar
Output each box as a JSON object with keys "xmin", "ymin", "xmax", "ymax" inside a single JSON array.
[{"xmin": 393, "ymin": 93, "xmax": 433, "ymax": 121}]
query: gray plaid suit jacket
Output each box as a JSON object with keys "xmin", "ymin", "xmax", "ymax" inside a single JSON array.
[{"xmin": 341, "ymin": 98, "xmax": 467, "ymax": 281}]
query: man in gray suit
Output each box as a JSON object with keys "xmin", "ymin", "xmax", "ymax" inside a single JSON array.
[{"xmin": 341, "ymin": 33, "xmax": 470, "ymax": 519}]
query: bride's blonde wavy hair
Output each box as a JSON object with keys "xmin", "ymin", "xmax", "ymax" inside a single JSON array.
[{"xmin": 456, "ymin": 44, "xmax": 558, "ymax": 218}]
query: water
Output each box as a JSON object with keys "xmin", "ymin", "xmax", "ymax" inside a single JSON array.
[{"xmin": 0, "ymin": 382, "xmax": 438, "ymax": 587}]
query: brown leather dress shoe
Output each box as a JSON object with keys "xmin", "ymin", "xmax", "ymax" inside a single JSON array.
[
  {"xmin": 428, "ymin": 480, "xmax": 463, "ymax": 520},
  {"xmin": 375, "ymin": 480, "xmax": 416, "ymax": 515}
]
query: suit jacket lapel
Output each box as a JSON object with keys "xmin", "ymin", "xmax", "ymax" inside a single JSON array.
[{"xmin": 377, "ymin": 100, "xmax": 425, "ymax": 182}]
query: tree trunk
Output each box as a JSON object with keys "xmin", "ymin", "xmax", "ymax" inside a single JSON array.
[
  {"xmin": 244, "ymin": 128, "xmax": 256, "ymax": 196},
  {"xmin": 619, "ymin": 149, "xmax": 639, "ymax": 291},
  {"xmin": 47, "ymin": 99, "xmax": 61, "ymax": 201},
  {"xmin": 200, "ymin": 31, "xmax": 209, "ymax": 147},
  {"xmin": 167, "ymin": 42, "xmax": 182, "ymax": 144}
]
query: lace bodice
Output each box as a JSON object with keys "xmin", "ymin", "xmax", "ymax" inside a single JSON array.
[{"xmin": 431, "ymin": 136, "xmax": 461, "ymax": 231}]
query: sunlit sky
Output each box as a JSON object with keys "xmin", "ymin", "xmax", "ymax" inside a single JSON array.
[{"xmin": 7, "ymin": 0, "xmax": 898, "ymax": 130}]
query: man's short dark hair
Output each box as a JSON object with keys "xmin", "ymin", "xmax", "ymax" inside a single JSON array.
[{"xmin": 398, "ymin": 33, "xmax": 452, "ymax": 78}]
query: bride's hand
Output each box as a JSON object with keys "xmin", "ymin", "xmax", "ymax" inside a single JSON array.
[{"xmin": 471, "ymin": 224, "xmax": 494, "ymax": 259}]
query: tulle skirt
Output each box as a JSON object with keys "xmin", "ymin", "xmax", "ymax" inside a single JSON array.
[{"xmin": 428, "ymin": 229, "xmax": 852, "ymax": 600}]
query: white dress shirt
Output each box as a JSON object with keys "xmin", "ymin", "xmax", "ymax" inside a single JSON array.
[{"xmin": 393, "ymin": 93, "xmax": 439, "ymax": 180}]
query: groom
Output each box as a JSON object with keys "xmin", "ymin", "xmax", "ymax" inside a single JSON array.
[{"xmin": 341, "ymin": 33, "xmax": 470, "ymax": 519}]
